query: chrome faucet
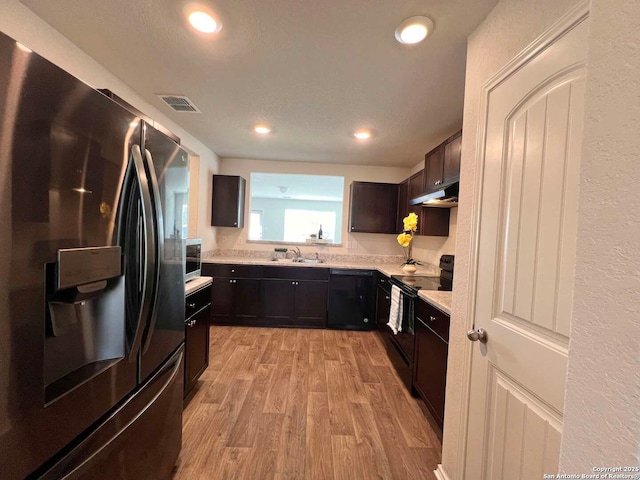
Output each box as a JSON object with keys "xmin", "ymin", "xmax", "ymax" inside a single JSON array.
[{"xmin": 290, "ymin": 247, "xmax": 302, "ymax": 262}]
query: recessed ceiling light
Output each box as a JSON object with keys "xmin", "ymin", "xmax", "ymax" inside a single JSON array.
[
  {"xmin": 254, "ymin": 125, "xmax": 271, "ymax": 135},
  {"xmin": 395, "ymin": 16, "xmax": 434, "ymax": 45},
  {"xmin": 354, "ymin": 129, "xmax": 372, "ymax": 140},
  {"xmin": 16, "ymin": 42, "xmax": 32, "ymax": 53},
  {"xmin": 188, "ymin": 11, "xmax": 221, "ymax": 34}
]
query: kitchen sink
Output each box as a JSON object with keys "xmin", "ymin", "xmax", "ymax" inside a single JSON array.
[{"xmin": 294, "ymin": 258, "xmax": 324, "ymax": 264}]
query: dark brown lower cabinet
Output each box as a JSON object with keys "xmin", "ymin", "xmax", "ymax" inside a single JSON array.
[
  {"xmin": 184, "ymin": 285, "xmax": 211, "ymax": 398},
  {"xmin": 413, "ymin": 300, "xmax": 450, "ymax": 430},
  {"xmin": 262, "ymin": 279, "xmax": 296, "ymax": 325},
  {"xmin": 293, "ymin": 281, "xmax": 328, "ymax": 327},
  {"xmin": 376, "ymin": 285, "xmax": 391, "ymax": 331},
  {"xmin": 262, "ymin": 278, "xmax": 327, "ymax": 327},
  {"xmin": 209, "ymin": 277, "xmax": 261, "ymax": 325}
]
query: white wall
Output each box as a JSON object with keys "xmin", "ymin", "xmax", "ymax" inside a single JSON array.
[
  {"xmin": 441, "ymin": 0, "xmax": 584, "ymax": 478},
  {"xmin": 0, "ymin": 0, "xmax": 220, "ymax": 251},
  {"xmin": 559, "ymin": 0, "xmax": 640, "ymax": 472},
  {"xmin": 219, "ymin": 157, "xmax": 410, "ymax": 256}
]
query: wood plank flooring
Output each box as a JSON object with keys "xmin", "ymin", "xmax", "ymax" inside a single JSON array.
[{"xmin": 174, "ymin": 326, "xmax": 441, "ymax": 480}]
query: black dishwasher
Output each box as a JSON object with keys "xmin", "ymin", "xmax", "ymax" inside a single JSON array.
[{"xmin": 327, "ymin": 269, "xmax": 375, "ymax": 330}]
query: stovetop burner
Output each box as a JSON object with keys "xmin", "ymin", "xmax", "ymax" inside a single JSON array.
[{"xmin": 390, "ymin": 275, "xmax": 452, "ymax": 292}]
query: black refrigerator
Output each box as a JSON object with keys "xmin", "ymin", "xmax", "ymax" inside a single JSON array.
[{"xmin": 0, "ymin": 30, "xmax": 189, "ymax": 479}]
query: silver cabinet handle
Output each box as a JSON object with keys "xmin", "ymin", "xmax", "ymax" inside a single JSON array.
[
  {"xmin": 467, "ymin": 328, "xmax": 488, "ymax": 343},
  {"xmin": 385, "ymin": 296, "xmax": 390, "ymax": 300},
  {"xmin": 429, "ymin": 315, "xmax": 436, "ymax": 322},
  {"xmin": 231, "ymin": 269, "xmax": 235, "ymax": 273},
  {"xmin": 187, "ymin": 302, "xmax": 196, "ymax": 308}
]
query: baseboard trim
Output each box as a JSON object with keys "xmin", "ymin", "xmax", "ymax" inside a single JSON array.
[{"xmin": 434, "ymin": 464, "xmax": 452, "ymax": 480}]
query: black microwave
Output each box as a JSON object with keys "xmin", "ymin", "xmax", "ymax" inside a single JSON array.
[{"xmin": 185, "ymin": 238, "xmax": 202, "ymax": 282}]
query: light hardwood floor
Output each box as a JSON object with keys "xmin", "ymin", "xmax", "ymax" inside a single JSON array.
[{"xmin": 173, "ymin": 326, "xmax": 441, "ymax": 480}]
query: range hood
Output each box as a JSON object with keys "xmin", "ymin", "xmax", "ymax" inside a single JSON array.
[{"xmin": 410, "ymin": 182, "xmax": 459, "ymax": 208}]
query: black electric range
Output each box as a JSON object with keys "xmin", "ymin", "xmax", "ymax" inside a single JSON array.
[
  {"xmin": 390, "ymin": 254, "xmax": 454, "ymax": 294},
  {"xmin": 383, "ymin": 255, "xmax": 454, "ymax": 392},
  {"xmin": 389, "ymin": 274, "xmax": 451, "ymax": 293}
]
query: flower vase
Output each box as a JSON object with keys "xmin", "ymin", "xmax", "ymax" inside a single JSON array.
[{"xmin": 402, "ymin": 264, "xmax": 417, "ymax": 276}]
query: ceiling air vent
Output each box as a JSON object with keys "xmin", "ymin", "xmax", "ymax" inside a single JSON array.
[{"xmin": 157, "ymin": 94, "xmax": 201, "ymax": 113}]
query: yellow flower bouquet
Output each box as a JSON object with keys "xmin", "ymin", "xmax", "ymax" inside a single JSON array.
[{"xmin": 397, "ymin": 212, "xmax": 420, "ymax": 266}]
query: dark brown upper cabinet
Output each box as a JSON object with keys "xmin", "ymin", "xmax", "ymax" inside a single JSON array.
[
  {"xmin": 211, "ymin": 175, "xmax": 246, "ymax": 228},
  {"xmin": 443, "ymin": 131, "xmax": 462, "ymax": 185},
  {"xmin": 423, "ymin": 130, "xmax": 462, "ymax": 194},
  {"xmin": 397, "ymin": 178, "xmax": 409, "ymax": 232},
  {"xmin": 424, "ymin": 145, "xmax": 445, "ymax": 193},
  {"xmin": 349, "ymin": 181, "xmax": 399, "ymax": 234},
  {"xmin": 408, "ymin": 170, "xmax": 425, "ymax": 200}
]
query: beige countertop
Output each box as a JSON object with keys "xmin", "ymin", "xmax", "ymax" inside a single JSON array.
[
  {"xmin": 185, "ymin": 276, "xmax": 212, "ymax": 296},
  {"xmin": 202, "ymin": 256, "xmax": 451, "ymax": 314},
  {"xmin": 417, "ymin": 290, "xmax": 452, "ymax": 315}
]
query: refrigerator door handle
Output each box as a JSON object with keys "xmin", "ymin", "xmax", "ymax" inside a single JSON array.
[
  {"xmin": 141, "ymin": 149, "xmax": 165, "ymax": 354},
  {"xmin": 128, "ymin": 144, "xmax": 157, "ymax": 362}
]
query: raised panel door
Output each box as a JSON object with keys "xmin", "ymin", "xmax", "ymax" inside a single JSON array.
[
  {"xmin": 210, "ymin": 175, "xmax": 245, "ymax": 227},
  {"xmin": 294, "ymin": 281, "xmax": 328, "ymax": 327},
  {"xmin": 465, "ymin": 16, "xmax": 587, "ymax": 479},
  {"xmin": 443, "ymin": 132, "xmax": 462, "ymax": 184},
  {"xmin": 185, "ymin": 306, "xmax": 210, "ymax": 396},
  {"xmin": 349, "ymin": 182, "xmax": 399, "ymax": 234},
  {"xmin": 413, "ymin": 317, "xmax": 448, "ymax": 428},
  {"xmin": 210, "ymin": 278, "xmax": 233, "ymax": 324},
  {"xmin": 397, "ymin": 179, "xmax": 409, "ymax": 232},
  {"xmin": 262, "ymin": 279, "xmax": 296, "ymax": 324},
  {"xmin": 233, "ymin": 279, "xmax": 261, "ymax": 323},
  {"xmin": 424, "ymin": 145, "xmax": 444, "ymax": 192}
]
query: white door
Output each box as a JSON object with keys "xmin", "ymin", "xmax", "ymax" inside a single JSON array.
[{"xmin": 464, "ymin": 14, "xmax": 588, "ymax": 480}]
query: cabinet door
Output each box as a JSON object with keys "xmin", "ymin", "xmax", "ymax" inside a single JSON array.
[
  {"xmin": 185, "ymin": 306, "xmax": 210, "ymax": 396},
  {"xmin": 211, "ymin": 175, "xmax": 245, "ymax": 227},
  {"xmin": 210, "ymin": 278, "xmax": 234, "ymax": 324},
  {"xmin": 233, "ymin": 278, "xmax": 261, "ymax": 323},
  {"xmin": 294, "ymin": 281, "xmax": 328, "ymax": 327},
  {"xmin": 349, "ymin": 182, "xmax": 399, "ymax": 234},
  {"xmin": 421, "ymin": 208, "xmax": 450, "ymax": 237},
  {"xmin": 375, "ymin": 285, "xmax": 391, "ymax": 332},
  {"xmin": 397, "ymin": 178, "xmax": 409, "ymax": 232},
  {"xmin": 408, "ymin": 170, "xmax": 425, "ymax": 200},
  {"xmin": 424, "ymin": 145, "xmax": 444, "ymax": 192},
  {"xmin": 413, "ymin": 317, "xmax": 448, "ymax": 428},
  {"xmin": 262, "ymin": 279, "xmax": 296, "ymax": 325},
  {"xmin": 443, "ymin": 132, "xmax": 462, "ymax": 184}
]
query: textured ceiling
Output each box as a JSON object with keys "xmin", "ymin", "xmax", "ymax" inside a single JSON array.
[{"xmin": 22, "ymin": 0, "xmax": 497, "ymax": 166}]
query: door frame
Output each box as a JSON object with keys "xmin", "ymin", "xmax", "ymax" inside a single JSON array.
[{"xmin": 439, "ymin": 2, "xmax": 590, "ymax": 479}]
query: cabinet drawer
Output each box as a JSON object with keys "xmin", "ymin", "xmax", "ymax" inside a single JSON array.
[
  {"xmin": 416, "ymin": 299, "xmax": 450, "ymax": 342},
  {"xmin": 262, "ymin": 266, "xmax": 329, "ymax": 281},
  {"xmin": 185, "ymin": 284, "xmax": 211, "ymax": 319},
  {"xmin": 201, "ymin": 263, "xmax": 262, "ymax": 278}
]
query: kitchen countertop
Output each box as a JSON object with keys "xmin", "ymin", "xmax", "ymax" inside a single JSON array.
[
  {"xmin": 417, "ymin": 290, "xmax": 452, "ymax": 316},
  {"xmin": 202, "ymin": 256, "xmax": 451, "ymax": 314},
  {"xmin": 185, "ymin": 276, "xmax": 213, "ymax": 296}
]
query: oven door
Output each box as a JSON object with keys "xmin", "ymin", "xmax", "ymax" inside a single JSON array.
[{"xmin": 390, "ymin": 292, "xmax": 415, "ymax": 363}]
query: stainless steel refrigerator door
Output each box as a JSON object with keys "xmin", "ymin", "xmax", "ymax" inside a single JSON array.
[
  {"xmin": 35, "ymin": 347, "xmax": 184, "ymax": 480},
  {"xmin": 0, "ymin": 32, "xmax": 140, "ymax": 479},
  {"xmin": 138, "ymin": 124, "xmax": 188, "ymax": 381}
]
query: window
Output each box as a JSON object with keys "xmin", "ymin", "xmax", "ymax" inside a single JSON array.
[
  {"xmin": 248, "ymin": 173, "xmax": 344, "ymax": 244},
  {"xmin": 248, "ymin": 210, "xmax": 263, "ymax": 240},
  {"xmin": 283, "ymin": 209, "xmax": 336, "ymax": 243}
]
